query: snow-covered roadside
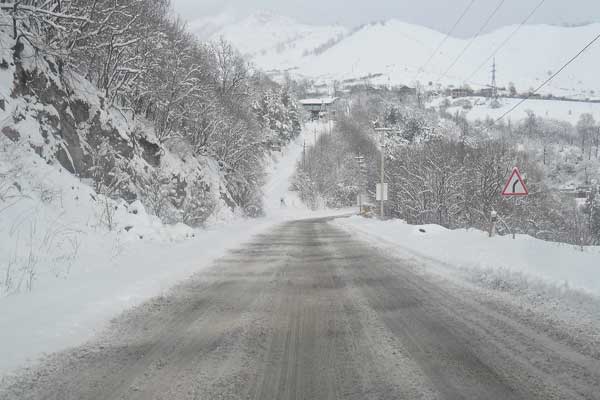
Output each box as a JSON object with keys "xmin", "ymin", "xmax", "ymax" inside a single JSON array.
[
  {"xmin": 332, "ymin": 216, "xmax": 600, "ymax": 356},
  {"xmin": 332, "ymin": 216, "xmax": 600, "ymax": 297},
  {"xmin": 0, "ymin": 146, "xmax": 273, "ymax": 375},
  {"xmin": 0, "ymin": 218, "xmax": 275, "ymax": 375},
  {"xmin": 0, "ymin": 121, "xmax": 334, "ymax": 376}
]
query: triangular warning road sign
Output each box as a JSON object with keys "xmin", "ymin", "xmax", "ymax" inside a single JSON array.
[{"xmin": 502, "ymin": 167, "xmax": 528, "ymax": 196}]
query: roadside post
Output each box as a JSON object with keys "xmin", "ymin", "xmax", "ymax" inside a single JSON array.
[{"xmin": 489, "ymin": 210, "xmax": 498, "ymax": 237}]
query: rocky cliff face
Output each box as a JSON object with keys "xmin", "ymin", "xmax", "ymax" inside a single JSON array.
[{"xmin": 0, "ymin": 33, "xmax": 236, "ymax": 226}]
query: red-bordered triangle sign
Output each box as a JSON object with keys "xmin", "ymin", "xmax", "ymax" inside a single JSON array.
[{"xmin": 502, "ymin": 167, "xmax": 529, "ymax": 196}]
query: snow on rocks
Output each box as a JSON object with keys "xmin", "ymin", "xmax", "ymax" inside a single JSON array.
[
  {"xmin": 0, "ymin": 136, "xmax": 270, "ymax": 376},
  {"xmin": 0, "ymin": 119, "xmax": 335, "ymax": 376}
]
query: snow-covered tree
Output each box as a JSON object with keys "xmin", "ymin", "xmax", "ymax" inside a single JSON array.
[
  {"xmin": 584, "ymin": 188, "xmax": 600, "ymax": 245},
  {"xmin": 577, "ymin": 113, "xmax": 596, "ymax": 158}
]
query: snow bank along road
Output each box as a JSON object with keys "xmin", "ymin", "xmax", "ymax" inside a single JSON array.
[{"xmin": 2, "ymin": 217, "xmax": 599, "ymax": 399}]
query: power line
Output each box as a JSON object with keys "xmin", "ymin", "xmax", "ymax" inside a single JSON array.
[
  {"xmin": 437, "ymin": 0, "xmax": 506, "ymax": 84},
  {"xmin": 490, "ymin": 31, "xmax": 600, "ymax": 125},
  {"xmin": 414, "ymin": 0, "xmax": 476, "ymax": 83},
  {"xmin": 466, "ymin": 0, "xmax": 546, "ymax": 84}
]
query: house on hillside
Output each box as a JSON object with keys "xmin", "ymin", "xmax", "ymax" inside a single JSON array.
[
  {"xmin": 479, "ymin": 87, "xmax": 495, "ymax": 98},
  {"xmin": 450, "ymin": 87, "xmax": 473, "ymax": 98},
  {"xmin": 299, "ymin": 97, "xmax": 339, "ymax": 119},
  {"xmin": 397, "ymin": 85, "xmax": 417, "ymax": 97}
]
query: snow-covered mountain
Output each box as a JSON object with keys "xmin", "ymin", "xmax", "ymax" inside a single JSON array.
[
  {"xmin": 205, "ymin": 11, "xmax": 349, "ymax": 72},
  {"xmin": 208, "ymin": 13, "xmax": 600, "ymax": 98}
]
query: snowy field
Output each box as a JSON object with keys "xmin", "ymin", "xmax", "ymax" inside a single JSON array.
[
  {"xmin": 333, "ymin": 216, "xmax": 600, "ymax": 297},
  {"xmin": 0, "ymin": 121, "xmax": 339, "ymax": 375},
  {"xmin": 440, "ymin": 96, "xmax": 600, "ymax": 125}
]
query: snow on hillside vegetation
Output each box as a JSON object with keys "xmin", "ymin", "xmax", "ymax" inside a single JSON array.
[
  {"xmin": 438, "ymin": 96, "xmax": 600, "ymax": 126},
  {"xmin": 213, "ymin": 15, "xmax": 600, "ymax": 99},
  {"xmin": 430, "ymin": 95, "xmax": 600, "ymax": 190},
  {"xmin": 0, "ymin": 5, "xmax": 305, "ymax": 375},
  {"xmin": 0, "ymin": 115, "xmax": 326, "ymax": 376},
  {"xmin": 0, "ymin": 134, "xmax": 280, "ymax": 374},
  {"xmin": 207, "ymin": 11, "xmax": 349, "ymax": 71}
]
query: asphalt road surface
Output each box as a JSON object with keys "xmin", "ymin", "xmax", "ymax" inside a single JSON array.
[{"xmin": 2, "ymin": 217, "xmax": 599, "ymax": 399}]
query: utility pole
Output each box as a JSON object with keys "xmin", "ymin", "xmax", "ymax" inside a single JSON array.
[
  {"xmin": 380, "ymin": 130, "xmax": 385, "ymax": 219},
  {"xmin": 303, "ymin": 140, "xmax": 306, "ymax": 170},
  {"xmin": 596, "ymin": 127, "xmax": 600, "ymax": 159},
  {"xmin": 374, "ymin": 128, "xmax": 394, "ymax": 220},
  {"xmin": 328, "ymin": 105, "xmax": 333, "ymax": 136},
  {"xmin": 355, "ymin": 153, "xmax": 365, "ymax": 214}
]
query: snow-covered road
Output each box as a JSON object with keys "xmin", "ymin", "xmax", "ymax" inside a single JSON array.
[
  {"xmin": 0, "ymin": 122, "xmax": 336, "ymax": 376},
  {"xmin": 2, "ymin": 217, "xmax": 598, "ymax": 399}
]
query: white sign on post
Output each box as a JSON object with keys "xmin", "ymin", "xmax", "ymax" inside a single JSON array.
[{"xmin": 376, "ymin": 183, "xmax": 388, "ymax": 201}]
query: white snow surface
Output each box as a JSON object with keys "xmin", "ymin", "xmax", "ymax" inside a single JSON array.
[
  {"xmin": 0, "ymin": 121, "xmax": 336, "ymax": 376},
  {"xmin": 206, "ymin": 11, "xmax": 348, "ymax": 71},
  {"xmin": 333, "ymin": 216, "xmax": 600, "ymax": 297},
  {"xmin": 437, "ymin": 96, "xmax": 600, "ymax": 125},
  {"xmin": 299, "ymin": 97, "xmax": 338, "ymax": 105},
  {"xmin": 212, "ymin": 14, "xmax": 600, "ymax": 99}
]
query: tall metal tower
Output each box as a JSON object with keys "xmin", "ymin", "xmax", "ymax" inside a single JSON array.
[{"xmin": 491, "ymin": 58, "xmax": 498, "ymax": 100}]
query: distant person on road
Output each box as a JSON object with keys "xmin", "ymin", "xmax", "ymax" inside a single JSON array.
[{"xmin": 280, "ymin": 197, "xmax": 286, "ymax": 207}]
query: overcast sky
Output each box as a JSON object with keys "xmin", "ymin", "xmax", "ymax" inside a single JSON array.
[{"xmin": 171, "ymin": 0, "xmax": 600, "ymax": 37}]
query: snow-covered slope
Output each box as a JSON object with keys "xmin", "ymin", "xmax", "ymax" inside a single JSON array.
[
  {"xmin": 206, "ymin": 11, "xmax": 349, "ymax": 71},
  {"xmin": 212, "ymin": 14, "xmax": 600, "ymax": 98},
  {"xmin": 0, "ymin": 118, "xmax": 352, "ymax": 375},
  {"xmin": 438, "ymin": 96, "xmax": 600, "ymax": 125}
]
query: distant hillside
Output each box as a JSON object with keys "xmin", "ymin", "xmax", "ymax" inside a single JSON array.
[
  {"xmin": 205, "ymin": 11, "xmax": 349, "ymax": 71},
  {"xmin": 208, "ymin": 13, "xmax": 600, "ymax": 99}
]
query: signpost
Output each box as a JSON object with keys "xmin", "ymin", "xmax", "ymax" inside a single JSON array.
[
  {"xmin": 357, "ymin": 193, "xmax": 368, "ymax": 213},
  {"xmin": 502, "ymin": 167, "xmax": 529, "ymax": 196},
  {"xmin": 499, "ymin": 167, "xmax": 529, "ymax": 239}
]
